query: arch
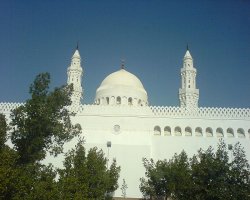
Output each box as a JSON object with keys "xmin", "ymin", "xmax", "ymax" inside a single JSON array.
[
  {"xmin": 174, "ymin": 126, "xmax": 182, "ymax": 136},
  {"xmin": 237, "ymin": 128, "xmax": 245, "ymax": 138},
  {"xmin": 226, "ymin": 128, "xmax": 234, "ymax": 138},
  {"xmin": 206, "ymin": 127, "xmax": 213, "ymax": 137},
  {"xmin": 128, "ymin": 97, "xmax": 133, "ymax": 106},
  {"xmin": 116, "ymin": 96, "xmax": 121, "ymax": 105},
  {"xmin": 154, "ymin": 126, "xmax": 161, "ymax": 136},
  {"xmin": 96, "ymin": 99, "xmax": 100, "ymax": 105},
  {"xmin": 185, "ymin": 127, "xmax": 192, "ymax": 136},
  {"xmin": 195, "ymin": 127, "xmax": 202, "ymax": 137},
  {"xmin": 106, "ymin": 97, "xmax": 109, "ymax": 105},
  {"xmin": 216, "ymin": 128, "xmax": 224, "ymax": 138},
  {"xmin": 138, "ymin": 99, "xmax": 142, "ymax": 106},
  {"xmin": 164, "ymin": 126, "xmax": 171, "ymax": 136}
]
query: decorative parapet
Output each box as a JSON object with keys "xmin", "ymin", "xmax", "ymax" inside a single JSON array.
[
  {"xmin": 150, "ymin": 106, "xmax": 250, "ymax": 119},
  {"xmin": 0, "ymin": 102, "xmax": 24, "ymax": 114},
  {"xmin": 76, "ymin": 104, "xmax": 250, "ymax": 119},
  {"xmin": 1, "ymin": 102, "xmax": 250, "ymax": 120}
]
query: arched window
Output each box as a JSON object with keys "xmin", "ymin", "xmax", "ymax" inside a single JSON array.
[
  {"xmin": 106, "ymin": 97, "xmax": 109, "ymax": 105},
  {"xmin": 154, "ymin": 126, "xmax": 161, "ymax": 136},
  {"xmin": 138, "ymin": 99, "xmax": 141, "ymax": 106},
  {"xmin": 195, "ymin": 127, "xmax": 202, "ymax": 137},
  {"xmin": 248, "ymin": 129, "xmax": 250, "ymax": 138},
  {"xmin": 128, "ymin": 97, "xmax": 132, "ymax": 106},
  {"xmin": 117, "ymin": 96, "xmax": 121, "ymax": 105},
  {"xmin": 237, "ymin": 128, "xmax": 245, "ymax": 138},
  {"xmin": 216, "ymin": 128, "xmax": 223, "ymax": 138},
  {"xmin": 174, "ymin": 127, "xmax": 182, "ymax": 136},
  {"xmin": 206, "ymin": 127, "xmax": 213, "ymax": 137},
  {"xmin": 164, "ymin": 126, "xmax": 171, "ymax": 136},
  {"xmin": 185, "ymin": 127, "xmax": 192, "ymax": 136},
  {"xmin": 227, "ymin": 128, "xmax": 234, "ymax": 138}
]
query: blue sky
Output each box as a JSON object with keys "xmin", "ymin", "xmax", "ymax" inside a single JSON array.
[{"xmin": 0, "ymin": 0, "xmax": 250, "ymax": 108}]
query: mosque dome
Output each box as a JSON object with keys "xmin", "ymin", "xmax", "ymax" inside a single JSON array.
[{"xmin": 95, "ymin": 68, "xmax": 148, "ymax": 106}]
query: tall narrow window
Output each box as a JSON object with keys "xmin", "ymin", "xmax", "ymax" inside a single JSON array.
[
  {"xmin": 216, "ymin": 128, "xmax": 223, "ymax": 138},
  {"xmin": 128, "ymin": 97, "xmax": 132, "ymax": 105},
  {"xmin": 195, "ymin": 127, "xmax": 202, "ymax": 136},
  {"xmin": 154, "ymin": 126, "xmax": 161, "ymax": 136},
  {"xmin": 206, "ymin": 127, "xmax": 213, "ymax": 137},
  {"xmin": 185, "ymin": 127, "xmax": 192, "ymax": 136},
  {"xmin": 164, "ymin": 126, "xmax": 171, "ymax": 136},
  {"xmin": 174, "ymin": 127, "xmax": 182, "ymax": 136},
  {"xmin": 237, "ymin": 128, "xmax": 245, "ymax": 138},
  {"xmin": 117, "ymin": 96, "xmax": 121, "ymax": 105},
  {"xmin": 227, "ymin": 128, "xmax": 234, "ymax": 138}
]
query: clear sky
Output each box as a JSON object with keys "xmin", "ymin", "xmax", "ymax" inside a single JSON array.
[{"xmin": 0, "ymin": 0, "xmax": 250, "ymax": 108}]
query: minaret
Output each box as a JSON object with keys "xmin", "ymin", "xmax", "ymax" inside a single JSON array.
[
  {"xmin": 67, "ymin": 45, "xmax": 83, "ymax": 106},
  {"xmin": 179, "ymin": 46, "xmax": 199, "ymax": 109}
]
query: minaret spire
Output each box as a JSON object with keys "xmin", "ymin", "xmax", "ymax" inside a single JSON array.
[
  {"xmin": 121, "ymin": 59, "xmax": 125, "ymax": 69},
  {"xmin": 67, "ymin": 46, "xmax": 84, "ymax": 106},
  {"xmin": 179, "ymin": 47, "xmax": 199, "ymax": 109},
  {"xmin": 76, "ymin": 41, "xmax": 79, "ymax": 50}
]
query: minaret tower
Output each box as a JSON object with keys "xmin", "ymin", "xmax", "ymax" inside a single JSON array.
[
  {"xmin": 67, "ymin": 45, "xmax": 83, "ymax": 105},
  {"xmin": 179, "ymin": 46, "xmax": 199, "ymax": 109}
]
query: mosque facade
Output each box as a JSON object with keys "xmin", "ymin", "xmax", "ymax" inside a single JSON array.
[{"xmin": 1, "ymin": 48, "xmax": 250, "ymax": 198}]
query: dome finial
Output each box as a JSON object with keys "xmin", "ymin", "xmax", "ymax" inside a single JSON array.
[
  {"xmin": 121, "ymin": 59, "xmax": 125, "ymax": 69},
  {"xmin": 76, "ymin": 41, "xmax": 79, "ymax": 50},
  {"xmin": 186, "ymin": 43, "xmax": 189, "ymax": 51}
]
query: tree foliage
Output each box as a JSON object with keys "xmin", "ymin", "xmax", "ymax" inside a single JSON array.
[
  {"xmin": 140, "ymin": 141, "xmax": 250, "ymax": 200},
  {"xmin": 0, "ymin": 73, "xmax": 121, "ymax": 199},
  {"xmin": 121, "ymin": 179, "xmax": 128, "ymax": 198},
  {"xmin": 0, "ymin": 114, "xmax": 18, "ymax": 199},
  {"xmin": 0, "ymin": 114, "xmax": 8, "ymax": 149},
  {"xmin": 58, "ymin": 139, "xmax": 121, "ymax": 200},
  {"xmin": 10, "ymin": 73, "xmax": 81, "ymax": 164}
]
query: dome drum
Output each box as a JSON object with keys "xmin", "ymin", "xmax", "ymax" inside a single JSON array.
[
  {"xmin": 95, "ymin": 95, "xmax": 147, "ymax": 106},
  {"xmin": 95, "ymin": 69, "xmax": 148, "ymax": 106}
]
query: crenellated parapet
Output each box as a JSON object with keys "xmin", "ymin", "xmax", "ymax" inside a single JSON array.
[
  {"xmin": 150, "ymin": 106, "xmax": 250, "ymax": 119},
  {"xmin": 0, "ymin": 102, "xmax": 24, "ymax": 114},
  {"xmin": 72, "ymin": 104, "xmax": 250, "ymax": 120},
  {"xmin": 1, "ymin": 102, "xmax": 250, "ymax": 120}
]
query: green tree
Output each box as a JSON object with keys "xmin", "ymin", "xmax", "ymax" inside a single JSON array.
[
  {"xmin": 121, "ymin": 179, "xmax": 128, "ymax": 198},
  {"xmin": 140, "ymin": 151, "xmax": 192, "ymax": 200},
  {"xmin": 58, "ymin": 139, "xmax": 120, "ymax": 200},
  {"xmin": 10, "ymin": 73, "xmax": 81, "ymax": 165},
  {"xmin": 190, "ymin": 143, "xmax": 231, "ymax": 200},
  {"xmin": 0, "ymin": 114, "xmax": 19, "ymax": 200},
  {"xmin": 228, "ymin": 142, "xmax": 250, "ymax": 199},
  {"xmin": 0, "ymin": 114, "xmax": 8, "ymax": 149},
  {"xmin": 140, "ymin": 141, "xmax": 250, "ymax": 200},
  {"xmin": 0, "ymin": 73, "xmax": 82, "ymax": 200},
  {"xmin": 4, "ymin": 163, "xmax": 59, "ymax": 200}
]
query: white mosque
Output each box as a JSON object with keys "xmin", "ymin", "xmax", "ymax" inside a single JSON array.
[{"xmin": 1, "ymin": 47, "xmax": 250, "ymax": 198}]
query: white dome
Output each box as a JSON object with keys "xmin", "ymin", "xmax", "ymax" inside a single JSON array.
[{"xmin": 95, "ymin": 69, "xmax": 148, "ymax": 106}]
